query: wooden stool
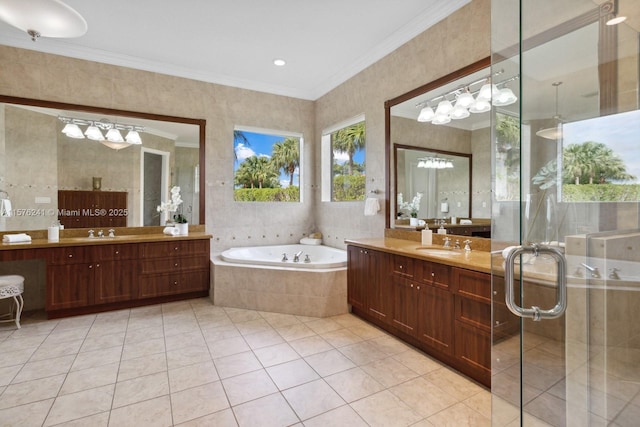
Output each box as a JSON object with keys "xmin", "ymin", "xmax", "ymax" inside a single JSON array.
[{"xmin": 0, "ymin": 275, "xmax": 25, "ymax": 329}]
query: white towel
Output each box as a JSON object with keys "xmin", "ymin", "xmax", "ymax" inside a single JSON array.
[
  {"xmin": 460, "ymin": 219, "xmax": 472, "ymax": 225},
  {"xmin": 163, "ymin": 226, "xmax": 179, "ymax": 236},
  {"xmin": 2, "ymin": 233, "xmax": 31, "ymax": 243},
  {"xmin": 364, "ymin": 198, "xmax": 380, "ymax": 216},
  {"xmin": 0, "ymin": 199, "xmax": 11, "ymax": 217}
]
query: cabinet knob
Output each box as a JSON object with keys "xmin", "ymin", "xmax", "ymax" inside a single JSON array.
[
  {"xmin": 431, "ymin": 272, "xmax": 435, "ymax": 277},
  {"xmin": 89, "ymin": 265, "xmax": 92, "ymax": 269},
  {"xmin": 96, "ymin": 264, "xmax": 100, "ymax": 268},
  {"xmin": 174, "ymin": 263, "xmax": 179, "ymax": 267},
  {"xmin": 174, "ymin": 247, "xmax": 179, "ymax": 251},
  {"xmin": 417, "ymin": 286, "xmax": 420, "ymax": 290},
  {"xmin": 115, "ymin": 251, "xmax": 119, "ymax": 255},
  {"xmin": 174, "ymin": 281, "xmax": 178, "ymax": 286},
  {"xmin": 399, "ymin": 265, "xmax": 403, "ymax": 269},
  {"xmin": 493, "ymin": 291, "xmax": 498, "ymax": 296},
  {"xmin": 68, "ymin": 254, "xmax": 73, "ymax": 258},
  {"xmin": 410, "ymin": 283, "xmax": 413, "ymax": 288}
]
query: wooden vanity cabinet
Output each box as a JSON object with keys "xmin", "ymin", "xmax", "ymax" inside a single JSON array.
[
  {"xmin": 58, "ymin": 190, "xmax": 128, "ymax": 229},
  {"xmin": 139, "ymin": 240, "xmax": 210, "ymax": 298},
  {"xmin": 347, "ymin": 246, "xmax": 392, "ymax": 324}
]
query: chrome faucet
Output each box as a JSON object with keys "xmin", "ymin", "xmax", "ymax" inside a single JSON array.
[
  {"xmin": 580, "ymin": 263, "xmax": 601, "ymax": 279},
  {"xmin": 108, "ymin": 229, "xmax": 115, "ymax": 238},
  {"xmin": 97, "ymin": 229, "xmax": 104, "ymax": 238},
  {"xmin": 304, "ymin": 254, "xmax": 311, "ymax": 263},
  {"xmin": 443, "ymin": 237, "xmax": 451, "ymax": 249},
  {"xmin": 608, "ymin": 268, "xmax": 620, "ymax": 280},
  {"xmin": 463, "ymin": 239, "xmax": 472, "ymax": 252},
  {"xmin": 281, "ymin": 253, "xmax": 288, "ymax": 262},
  {"xmin": 88, "ymin": 229, "xmax": 95, "ymax": 238},
  {"xmin": 453, "ymin": 239, "xmax": 461, "ymax": 250},
  {"xmin": 293, "ymin": 251, "xmax": 303, "ymax": 262}
]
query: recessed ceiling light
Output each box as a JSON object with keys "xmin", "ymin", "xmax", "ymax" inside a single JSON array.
[
  {"xmin": 606, "ymin": 16, "xmax": 627, "ymax": 25},
  {"xmin": 273, "ymin": 59, "xmax": 286, "ymax": 67}
]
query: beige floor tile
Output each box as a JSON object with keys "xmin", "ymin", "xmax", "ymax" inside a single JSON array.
[
  {"xmin": 392, "ymin": 349, "xmax": 444, "ymax": 375},
  {"xmin": 0, "ymin": 398, "xmax": 54, "ymax": 427},
  {"xmin": 168, "ymin": 360, "xmax": 219, "ymax": 393},
  {"xmin": 29, "ymin": 338, "xmax": 84, "ymax": 362},
  {"xmin": 369, "ymin": 335, "xmax": 412, "ymax": 355},
  {"xmin": 235, "ymin": 318, "xmax": 273, "ymax": 336},
  {"xmin": 243, "ymin": 329, "xmax": 285, "ymax": 349},
  {"xmin": 305, "ymin": 349, "xmax": 356, "ymax": 377},
  {"xmin": 260, "ymin": 311, "xmax": 301, "ymax": 328},
  {"xmin": 324, "ymin": 367, "xmax": 385, "ymax": 403},
  {"xmin": 124, "ymin": 324, "xmax": 165, "ymax": 344},
  {"xmin": 55, "ymin": 411, "xmax": 110, "ymax": 426},
  {"xmin": 349, "ymin": 323, "xmax": 387, "ymax": 340},
  {"xmin": 171, "ymin": 381, "xmax": 229, "ymax": 424},
  {"xmin": 113, "ymin": 371, "xmax": 170, "ymax": 408},
  {"xmin": 282, "ymin": 379, "xmax": 345, "ymax": 420},
  {"xmin": 0, "ymin": 373, "xmax": 65, "ymax": 409},
  {"xmin": 118, "ymin": 352, "xmax": 167, "ymax": 382},
  {"xmin": 176, "ymin": 408, "xmax": 238, "ymax": 426},
  {"xmin": 427, "ymin": 401, "xmax": 491, "ymax": 427},
  {"xmin": 208, "ymin": 336, "xmax": 250, "ymax": 358},
  {"xmin": 80, "ymin": 331, "xmax": 126, "ymax": 352},
  {"xmin": 122, "ymin": 337, "xmax": 166, "ymax": 360},
  {"xmin": 465, "ymin": 390, "xmax": 492, "ymax": 419},
  {"xmin": 214, "ymin": 351, "xmax": 262, "ymax": 379},
  {"xmin": 166, "ymin": 345, "xmax": 212, "ymax": 370},
  {"xmin": 424, "ymin": 367, "xmax": 486, "ymax": 401},
  {"xmin": 60, "ymin": 362, "xmax": 119, "ymax": 395},
  {"xmin": 253, "ymin": 342, "xmax": 300, "ymax": 367},
  {"xmin": 45, "ymin": 327, "xmax": 90, "ymax": 344},
  {"xmin": 71, "ymin": 346, "xmax": 122, "ymax": 372},
  {"xmin": 221, "ymin": 369, "xmax": 278, "ymax": 406},
  {"xmin": 225, "ymin": 307, "xmax": 263, "ymax": 323},
  {"xmin": 289, "ymin": 335, "xmax": 334, "ymax": 357},
  {"xmin": 201, "ymin": 324, "xmax": 240, "ymax": 342},
  {"xmin": 44, "ymin": 384, "xmax": 114, "ymax": 426},
  {"xmin": 3, "ymin": 334, "xmax": 47, "ymax": 352},
  {"xmin": 389, "ymin": 377, "xmax": 459, "ymax": 418},
  {"xmin": 276, "ymin": 322, "xmax": 316, "ymax": 341},
  {"xmin": 0, "ymin": 365, "xmax": 21, "ymax": 387},
  {"xmin": 266, "ymin": 358, "xmax": 319, "ymax": 390},
  {"xmin": 338, "ymin": 341, "xmax": 388, "ymax": 365},
  {"xmin": 108, "ymin": 395, "xmax": 173, "ymax": 427},
  {"xmin": 303, "ymin": 404, "xmax": 369, "ymax": 427},
  {"xmin": 305, "ymin": 318, "xmax": 343, "ymax": 334},
  {"xmin": 360, "ymin": 357, "xmax": 419, "ymax": 388},
  {"xmin": 165, "ymin": 330, "xmax": 207, "ymax": 351},
  {"xmin": 13, "ymin": 354, "xmax": 75, "ymax": 383},
  {"xmin": 0, "ymin": 347, "xmax": 36, "ymax": 369},
  {"xmin": 350, "ymin": 389, "xmax": 423, "ymax": 427},
  {"xmin": 232, "ymin": 392, "xmax": 299, "ymax": 427},
  {"xmin": 320, "ymin": 328, "xmax": 363, "ymax": 348}
]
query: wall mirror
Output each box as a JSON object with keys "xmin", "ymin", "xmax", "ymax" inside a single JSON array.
[
  {"xmin": 0, "ymin": 96, "xmax": 206, "ymax": 232},
  {"xmin": 385, "ymin": 57, "xmax": 506, "ymax": 229}
]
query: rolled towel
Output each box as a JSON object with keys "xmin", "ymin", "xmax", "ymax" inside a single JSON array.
[
  {"xmin": 364, "ymin": 197, "xmax": 380, "ymax": 216},
  {"xmin": 460, "ymin": 219, "xmax": 472, "ymax": 225},
  {"xmin": 2, "ymin": 233, "xmax": 31, "ymax": 243},
  {"xmin": 300, "ymin": 237, "xmax": 322, "ymax": 245},
  {"xmin": 163, "ymin": 226, "xmax": 179, "ymax": 236}
]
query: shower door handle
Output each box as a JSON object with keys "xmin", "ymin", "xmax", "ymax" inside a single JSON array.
[{"xmin": 504, "ymin": 244, "xmax": 567, "ymax": 321}]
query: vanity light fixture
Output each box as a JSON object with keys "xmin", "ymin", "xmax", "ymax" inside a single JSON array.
[
  {"xmin": 58, "ymin": 116, "xmax": 144, "ymax": 149},
  {"xmin": 416, "ymin": 73, "xmax": 519, "ymax": 125},
  {"xmin": 0, "ymin": 0, "xmax": 87, "ymax": 42},
  {"xmin": 273, "ymin": 58, "xmax": 286, "ymax": 66},
  {"xmin": 417, "ymin": 156, "xmax": 454, "ymax": 169}
]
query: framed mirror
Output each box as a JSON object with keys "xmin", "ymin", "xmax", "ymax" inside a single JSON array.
[
  {"xmin": 0, "ymin": 95, "xmax": 206, "ymax": 232},
  {"xmin": 385, "ymin": 57, "xmax": 500, "ymax": 229}
]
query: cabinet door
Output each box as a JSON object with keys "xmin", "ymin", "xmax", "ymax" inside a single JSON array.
[
  {"xmin": 94, "ymin": 260, "xmax": 137, "ymax": 304},
  {"xmin": 365, "ymin": 250, "xmax": 392, "ymax": 324},
  {"xmin": 46, "ymin": 263, "xmax": 93, "ymax": 311},
  {"xmin": 418, "ymin": 284, "xmax": 453, "ymax": 355},
  {"xmin": 455, "ymin": 321, "xmax": 491, "ymax": 377},
  {"xmin": 347, "ymin": 246, "xmax": 366, "ymax": 311},
  {"xmin": 139, "ymin": 270, "xmax": 208, "ymax": 298},
  {"xmin": 391, "ymin": 277, "xmax": 418, "ymax": 336}
]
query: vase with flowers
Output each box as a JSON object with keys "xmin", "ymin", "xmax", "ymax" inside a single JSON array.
[
  {"xmin": 397, "ymin": 192, "xmax": 423, "ymax": 226},
  {"xmin": 157, "ymin": 186, "xmax": 189, "ymax": 235}
]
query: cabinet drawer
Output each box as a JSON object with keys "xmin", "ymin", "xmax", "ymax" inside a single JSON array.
[
  {"xmin": 453, "ymin": 268, "xmax": 491, "ymax": 302},
  {"xmin": 141, "ymin": 255, "xmax": 209, "ymax": 274},
  {"xmin": 138, "ymin": 270, "xmax": 209, "ymax": 298},
  {"xmin": 454, "ymin": 295, "xmax": 491, "ymax": 331},
  {"xmin": 141, "ymin": 240, "xmax": 209, "ymax": 258},
  {"xmin": 417, "ymin": 261, "xmax": 451, "ymax": 289},
  {"xmin": 48, "ymin": 246, "xmax": 92, "ymax": 264},
  {"xmin": 96, "ymin": 244, "xmax": 138, "ymax": 261},
  {"xmin": 390, "ymin": 255, "xmax": 414, "ymax": 279}
]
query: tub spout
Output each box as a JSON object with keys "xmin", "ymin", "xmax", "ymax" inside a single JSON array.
[
  {"xmin": 282, "ymin": 253, "xmax": 288, "ymax": 262},
  {"xmin": 293, "ymin": 251, "xmax": 303, "ymax": 262}
]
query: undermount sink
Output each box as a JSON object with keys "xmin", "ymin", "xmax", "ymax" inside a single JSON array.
[{"xmin": 415, "ymin": 247, "xmax": 462, "ymax": 256}]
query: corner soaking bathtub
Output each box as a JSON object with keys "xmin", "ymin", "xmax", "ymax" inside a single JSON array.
[{"xmin": 213, "ymin": 244, "xmax": 348, "ymax": 317}]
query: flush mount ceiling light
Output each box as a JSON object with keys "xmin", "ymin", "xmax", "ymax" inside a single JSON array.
[
  {"xmin": 58, "ymin": 116, "xmax": 144, "ymax": 150},
  {"xmin": 0, "ymin": 0, "xmax": 87, "ymax": 42},
  {"xmin": 273, "ymin": 58, "xmax": 286, "ymax": 66},
  {"xmin": 415, "ymin": 72, "xmax": 518, "ymax": 125},
  {"xmin": 536, "ymin": 81, "xmax": 564, "ymax": 140}
]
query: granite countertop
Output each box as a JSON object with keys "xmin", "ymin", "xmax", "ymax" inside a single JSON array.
[
  {"xmin": 345, "ymin": 237, "xmax": 492, "ymax": 274},
  {"xmin": 0, "ymin": 228, "xmax": 212, "ymax": 251}
]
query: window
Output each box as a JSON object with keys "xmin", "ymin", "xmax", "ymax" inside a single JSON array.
[
  {"xmin": 321, "ymin": 115, "xmax": 366, "ymax": 202},
  {"xmin": 233, "ymin": 126, "xmax": 302, "ymax": 202}
]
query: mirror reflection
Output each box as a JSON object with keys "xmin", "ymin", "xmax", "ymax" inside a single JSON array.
[{"xmin": 0, "ymin": 101, "xmax": 203, "ymax": 232}]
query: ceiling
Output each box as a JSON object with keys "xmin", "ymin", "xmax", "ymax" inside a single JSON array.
[{"xmin": 0, "ymin": 0, "xmax": 469, "ymax": 101}]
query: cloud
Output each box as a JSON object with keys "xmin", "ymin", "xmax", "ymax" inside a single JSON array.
[
  {"xmin": 333, "ymin": 150, "xmax": 349, "ymax": 164},
  {"xmin": 235, "ymin": 143, "xmax": 255, "ymax": 160}
]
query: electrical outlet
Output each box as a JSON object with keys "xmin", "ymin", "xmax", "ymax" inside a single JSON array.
[{"xmin": 35, "ymin": 196, "xmax": 51, "ymax": 204}]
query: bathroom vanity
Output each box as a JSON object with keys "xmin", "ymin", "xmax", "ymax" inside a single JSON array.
[
  {"xmin": 346, "ymin": 236, "xmax": 516, "ymax": 388},
  {"xmin": 0, "ymin": 227, "xmax": 211, "ymax": 318}
]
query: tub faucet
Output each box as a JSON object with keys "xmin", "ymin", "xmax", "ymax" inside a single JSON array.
[
  {"xmin": 304, "ymin": 254, "xmax": 311, "ymax": 263},
  {"xmin": 293, "ymin": 251, "xmax": 303, "ymax": 262},
  {"xmin": 608, "ymin": 268, "xmax": 620, "ymax": 280},
  {"xmin": 281, "ymin": 253, "xmax": 288, "ymax": 262},
  {"xmin": 580, "ymin": 263, "xmax": 601, "ymax": 279}
]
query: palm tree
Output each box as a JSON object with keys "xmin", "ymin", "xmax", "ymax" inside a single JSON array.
[
  {"xmin": 332, "ymin": 122, "xmax": 365, "ymax": 175},
  {"xmin": 235, "ymin": 155, "xmax": 277, "ymax": 188},
  {"xmin": 562, "ymin": 142, "xmax": 635, "ymax": 185},
  {"xmin": 233, "ymin": 130, "xmax": 249, "ymax": 161},
  {"xmin": 271, "ymin": 137, "xmax": 300, "ymax": 186},
  {"xmin": 563, "ymin": 144, "xmax": 587, "ymax": 185}
]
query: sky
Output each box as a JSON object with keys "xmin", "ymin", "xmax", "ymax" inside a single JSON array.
[
  {"xmin": 234, "ymin": 131, "xmax": 299, "ymax": 187},
  {"xmin": 563, "ymin": 109, "xmax": 640, "ymax": 182}
]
